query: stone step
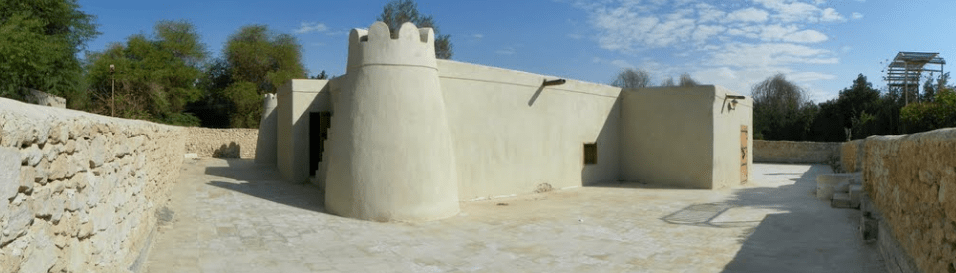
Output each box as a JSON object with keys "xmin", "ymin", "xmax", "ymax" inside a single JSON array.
[
  {"xmin": 849, "ymin": 185, "xmax": 863, "ymax": 208},
  {"xmin": 817, "ymin": 174, "xmax": 847, "ymax": 201},
  {"xmin": 831, "ymin": 192, "xmax": 852, "ymax": 208}
]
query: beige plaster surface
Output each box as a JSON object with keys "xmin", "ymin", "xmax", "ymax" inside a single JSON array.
[
  {"xmin": 145, "ymin": 159, "xmax": 883, "ymax": 273},
  {"xmin": 324, "ymin": 22, "xmax": 460, "ymax": 221},
  {"xmin": 711, "ymin": 85, "xmax": 753, "ymax": 189},
  {"xmin": 621, "ymin": 86, "xmax": 751, "ymax": 189},
  {"xmin": 276, "ymin": 79, "xmax": 330, "ymax": 184},
  {"xmin": 438, "ymin": 60, "xmax": 622, "ymax": 200}
]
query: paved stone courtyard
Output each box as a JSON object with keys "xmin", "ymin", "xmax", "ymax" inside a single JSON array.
[{"xmin": 145, "ymin": 159, "xmax": 883, "ymax": 272}]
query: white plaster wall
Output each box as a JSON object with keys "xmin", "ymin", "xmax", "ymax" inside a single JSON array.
[
  {"xmin": 438, "ymin": 60, "xmax": 621, "ymax": 200},
  {"xmin": 620, "ymin": 86, "xmax": 716, "ymax": 189},
  {"xmin": 325, "ymin": 23, "xmax": 460, "ymax": 221},
  {"xmin": 276, "ymin": 79, "xmax": 330, "ymax": 184},
  {"xmin": 710, "ymin": 86, "xmax": 753, "ymax": 189}
]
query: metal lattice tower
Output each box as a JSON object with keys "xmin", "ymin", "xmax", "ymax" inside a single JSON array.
[{"xmin": 884, "ymin": 52, "xmax": 945, "ymax": 105}]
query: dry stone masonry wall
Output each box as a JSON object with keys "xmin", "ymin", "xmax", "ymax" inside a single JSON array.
[
  {"xmin": 841, "ymin": 139, "xmax": 866, "ymax": 173},
  {"xmin": 184, "ymin": 127, "xmax": 257, "ymax": 158},
  {"xmin": 753, "ymin": 140, "xmax": 840, "ymax": 164},
  {"xmin": 0, "ymin": 98, "xmax": 185, "ymax": 273},
  {"xmin": 862, "ymin": 129, "xmax": 956, "ymax": 273}
]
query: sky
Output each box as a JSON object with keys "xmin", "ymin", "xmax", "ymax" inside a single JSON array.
[{"xmin": 78, "ymin": 0, "xmax": 956, "ymax": 102}]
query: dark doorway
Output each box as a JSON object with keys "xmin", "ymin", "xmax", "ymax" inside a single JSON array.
[{"xmin": 309, "ymin": 112, "xmax": 332, "ymax": 177}]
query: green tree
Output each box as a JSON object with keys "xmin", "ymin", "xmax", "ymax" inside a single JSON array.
[
  {"xmin": 85, "ymin": 20, "xmax": 207, "ymax": 126},
  {"xmin": 923, "ymin": 77, "xmax": 936, "ymax": 103},
  {"xmin": 199, "ymin": 25, "xmax": 305, "ymax": 128},
  {"xmin": 377, "ymin": 0, "xmax": 453, "ymax": 59},
  {"xmin": 837, "ymin": 74, "xmax": 882, "ymax": 139},
  {"xmin": 0, "ymin": 0, "xmax": 98, "ymax": 108},
  {"xmin": 751, "ymin": 73, "xmax": 815, "ymax": 140},
  {"xmin": 809, "ymin": 74, "xmax": 885, "ymax": 141},
  {"xmin": 901, "ymin": 86, "xmax": 956, "ymax": 133},
  {"xmin": 610, "ymin": 68, "xmax": 650, "ymax": 88}
]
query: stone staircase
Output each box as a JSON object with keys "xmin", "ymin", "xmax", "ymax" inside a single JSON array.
[
  {"xmin": 309, "ymin": 113, "xmax": 333, "ymax": 190},
  {"xmin": 816, "ymin": 172, "xmax": 879, "ymax": 243},
  {"xmin": 816, "ymin": 172, "xmax": 862, "ymax": 208}
]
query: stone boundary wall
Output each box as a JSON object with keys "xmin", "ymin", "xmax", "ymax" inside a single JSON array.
[
  {"xmin": 753, "ymin": 140, "xmax": 841, "ymax": 164},
  {"xmin": 840, "ymin": 139, "xmax": 866, "ymax": 173},
  {"xmin": 24, "ymin": 89, "xmax": 67, "ymax": 109},
  {"xmin": 184, "ymin": 127, "xmax": 257, "ymax": 158},
  {"xmin": 863, "ymin": 129, "xmax": 956, "ymax": 273},
  {"xmin": 0, "ymin": 98, "xmax": 185, "ymax": 272}
]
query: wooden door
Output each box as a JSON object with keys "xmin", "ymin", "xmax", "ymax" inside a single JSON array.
[{"xmin": 740, "ymin": 125, "xmax": 748, "ymax": 183}]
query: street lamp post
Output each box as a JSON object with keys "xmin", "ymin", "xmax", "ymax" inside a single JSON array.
[{"xmin": 109, "ymin": 64, "xmax": 115, "ymax": 117}]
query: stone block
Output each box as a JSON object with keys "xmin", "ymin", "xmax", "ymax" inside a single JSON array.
[
  {"xmin": 41, "ymin": 142, "xmax": 59, "ymax": 162},
  {"xmin": 1, "ymin": 202, "xmax": 33, "ymax": 245},
  {"xmin": 90, "ymin": 135, "xmax": 106, "ymax": 168},
  {"xmin": 816, "ymin": 174, "xmax": 845, "ymax": 201},
  {"xmin": 1, "ymin": 147, "xmax": 21, "ymax": 200},
  {"xmin": 18, "ymin": 166, "xmax": 34, "ymax": 193},
  {"xmin": 834, "ymin": 181, "xmax": 850, "ymax": 193},
  {"xmin": 64, "ymin": 139, "xmax": 76, "ymax": 154},
  {"xmin": 66, "ymin": 237, "xmax": 88, "ymax": 272},
  {"xmin": 49, "ymin": 153, "xmax": 70, "ymax": 181},
  {"xmin": 31, "ymin": 187, "xmax": 54, "ymax": 218},
  {"xmin": 20, "ymin": 225, "xmax": 57, "ymax": 273},
  {"xmin": 35, "ymin": 160, "xmax": 50, "ymax": 185},
  {"xmin": 832, "ymin": 192, "xmax": 852, "ymax": 208},
  {"xmin": 849, "ymin": 185, "xmax": 863, "ymax": 208},
  {"xmin": 848, "ymin": 172, "xmax": 863, "ymax": 185},
  {"xmin": 20, "ymin": 144, "xmax": 42, "ymax": 167}
]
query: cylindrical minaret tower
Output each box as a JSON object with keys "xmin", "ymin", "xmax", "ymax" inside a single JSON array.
[
  {"xmin": 255, "ymin": 93, "xmax": 277, "ymax": 165},
  {"xmin": 324, "ymin": 22, "xmax": 460, "ymax": 221}
]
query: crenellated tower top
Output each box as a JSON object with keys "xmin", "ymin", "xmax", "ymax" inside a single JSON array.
[{"xmin": 346, "ymin": 21, "xmax": 437, "ymax": 72}]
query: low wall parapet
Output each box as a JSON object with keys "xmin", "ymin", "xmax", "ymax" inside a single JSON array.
[
  {"xmin": 753, "ymin": 140, "xmax": 840, "ymax": 164},
  {"xmin": 862, "ymin": 129, "xmax": 956, "ymax": 273},
  {"xmin": 184, "ymin": 127, "xmax": 258, "ymax": 159}
]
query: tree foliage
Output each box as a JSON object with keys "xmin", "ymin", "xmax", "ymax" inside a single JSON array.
[
  {"xmin": 195, "ymin": 25, "xmax": 306, "ymax": 128},
  {"xmin": 85, "ymin": 20, "xmax": 206, "ymax": 126},
  {"xmin": 751, "ymin": 74, "xmax": 815, "ymax": 140},
  {"xmin": 0, "ymin": 0, "xmax": 98, "ymax": 107},
  {"xmin": 901, "ymin": 87, "xmax": 956, "ymax": 133},
  {"xmin": 378, "ymin": 0, "xmax": 453, "ymax": 59},
  {"xmin": 611, "ymin": 68, "xmax": 650, "ymax": 88}
]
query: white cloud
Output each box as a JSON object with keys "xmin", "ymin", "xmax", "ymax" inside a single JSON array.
[
  {"xmin": 820, "ymin": 8, "xmax": 846, "ymax": 22},
  {"xmin": 496, "ymin": 47, "xmax": 516, "ymax": 55},
  {"xmin": 727, "ymin": 7, "xmax": 770, "ymax": 22},
  {"xmin": 294, "ymin": 22, "xmax": 328, "ymax": 34},
  {"xmin": 573, "ymin": 0, "xmax": 848, "ymax": 95},
  {"xmin": 783, "ymin": 30, "xmax": 828, "ymax": 43},
  {"xmin": 472, "ymin": 34, "xmax": 484, "ymax": 39},
  {"xmin": 725, "ymin": 24, "xmax": 827, "ymax": 43},
  {"xmin": 706, "ymin": 43, "xmax": 837, "ymax": 67},
  {"xmin": 754, "ymin": 0, "xmax": 819, "ymax": 22},
  {"xmin": 851, "ymin": 12, "xmax": 864, "ymax": 20}
]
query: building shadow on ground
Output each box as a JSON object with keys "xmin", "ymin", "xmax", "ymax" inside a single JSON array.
[
  {"xmin": 204, "ymin": 158, "xmax": 329, "ymax": 214},
  {"xmin": 715, "ymin": 164, "xmax": 884, "ymax": 273}
]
